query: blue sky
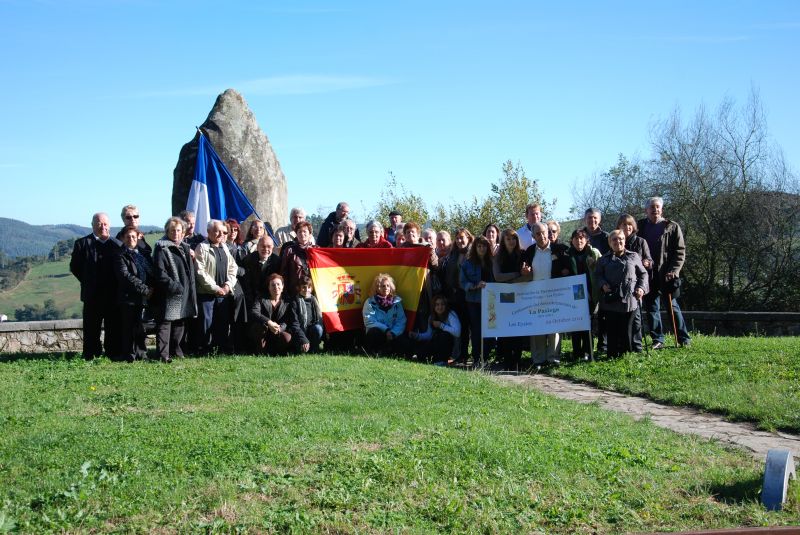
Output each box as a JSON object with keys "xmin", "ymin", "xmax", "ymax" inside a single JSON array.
[{"xmin": 1, "ymin": 0, "xmax": 798, "ymax": 227}]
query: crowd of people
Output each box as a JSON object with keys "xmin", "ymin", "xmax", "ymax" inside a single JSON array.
[{"xmin": 69, "ymin": 197, "xmax": 690, "ymax": 368}]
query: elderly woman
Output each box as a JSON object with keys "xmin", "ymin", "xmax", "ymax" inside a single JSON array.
[
  {"xmin": 482, "ymin": 224, "xmax": 501, "ymax": 256},
  {"xmin": 114, "ymin": 226, "xmax": 154, "ymax": 362},
  {"xmin": 422, "ymin": 228, "xmax": 437, "ymax": 247},
  {"xmin": 435, "ymin": 230, "xmax": 452, "ymax": 260},
  {"xmin": 152, "ymin": 217, "xmax": 197, "ymax": 363},
  {"xmin": 616, "ymin": 214, "xmax": 653, "ymax": 352},
  {"xmin": 280, "ymin": 221, "xmax": 318, "ymax": 296},
  {"xmin": 356, "ymin": 220, "xmax": 393, "ymax": 248},
  {"xmin": 249, "ymin": 273, "xmax": 297, "ymax": 355},
  {"xmin": 492, "ymin": 229, "xmax": 529, "ymax": 368},
  {"xmin": 362, "ymin": 273, "xmax": 408, "ymax": 356},
  {"xmin": 595, "ymin": 229, "xmax": 648, "ymax": 358},
  {"xmin": 568, "ymin": 228, "xmax": 601, "ymax": 360}
]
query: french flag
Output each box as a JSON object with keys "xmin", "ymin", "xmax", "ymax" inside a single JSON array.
[{"xmin": 186, "ymin": 132, "xmax": 260, "ymax": 236}]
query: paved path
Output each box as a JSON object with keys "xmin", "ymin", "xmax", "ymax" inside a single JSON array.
[{"xmin": 494, "ymin": 373, "xmax": 800, "ymax": 460}]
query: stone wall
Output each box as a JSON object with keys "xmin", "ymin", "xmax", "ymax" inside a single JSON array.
[
  {"xmin": 0, "ymin": 312, "xmax": 797, "ymax": 355},
  {"xmin": 681, "ymin": 311, "xmax": 800, "ymax": 337},
  {"xmin": 0, "ymin": 319, "xmax": 83, "ymax": 354}
]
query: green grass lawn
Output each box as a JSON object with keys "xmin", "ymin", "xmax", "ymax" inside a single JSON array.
[
  {"xmin": 1, "ymin": 354, "xmax": 797, "ymax": 533},
  {"xmin": 551, "ymin": 335, "xmax": 800, "ymax": 433}
]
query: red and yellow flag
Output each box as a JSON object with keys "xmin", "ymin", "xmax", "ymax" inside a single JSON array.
[{"xmin": 307, "ymin": 248, "xmax": 430, "ymax": 333}]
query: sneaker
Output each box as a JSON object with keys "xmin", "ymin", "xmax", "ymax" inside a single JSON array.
[
  {"xmin": 651, "ymin": 341, "xmax": 665, "ymax": 350},
  {"xmin": 679, "ymin": 340, "xmax": 692, "ymax": 348}
]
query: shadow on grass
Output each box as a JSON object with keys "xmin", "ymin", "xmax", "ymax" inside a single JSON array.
[
  {"xmin": 0, "ymin": 351, "xmax": 83, "ymax": 363},
  {"xmin": 706, "ymin": 476, "xmax": 763, "ymax": 505}
]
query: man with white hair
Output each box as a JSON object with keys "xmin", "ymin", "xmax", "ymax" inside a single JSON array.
[
  {"xmin": 523, "ymin": 222, "xmax": 573, "ymax": 366},
  {"xmin": 70, "ymin": 212, "xmax": 122, "ymax": 359},
  {"xmin": 275, "ymin": 207, "xmax": 314, "ymax": 249},
  {"xmin": 638, "ymin": 196, "xmax": 691, "ymax": 349},
  {"xmin": 194, "ymin": 219, "xmax": 239, "ymax": 353}
]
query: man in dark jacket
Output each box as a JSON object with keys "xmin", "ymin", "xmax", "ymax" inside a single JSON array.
[
  {"xmin": 638, "ymin": 196, "xmax": 691, "ymax": 349},
  {"xmin": 70, "ymin": 212, "xmax": 121, "ymax": 359},
  {"xmin": 240, "ymin": 236, "xmax": 280, "ymax": 306},
  {"xmin": 316, "ymin": 202, "xmax": 360, "ymax": 247},
  {"xmin": 583, "ymin": 207, "xmax": 610, "ymax": 352}
]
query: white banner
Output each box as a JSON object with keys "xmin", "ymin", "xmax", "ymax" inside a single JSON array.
[{"xmin": 481, "ymin": 275, "xmax": 591, "ymax": 337}]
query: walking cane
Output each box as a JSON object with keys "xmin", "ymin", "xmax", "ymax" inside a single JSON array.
[
  {"xmin": 666, "ymin": 293, "xmax": 679, "ymax": 348},
  {"xmin": 638, "ymin": 297, "xmax": 650, "ymax": 357}
]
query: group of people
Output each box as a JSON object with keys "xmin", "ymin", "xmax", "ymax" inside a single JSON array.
[{"xmin": 70, "ymin": 197, "xmax": 690, "ymax": 368}]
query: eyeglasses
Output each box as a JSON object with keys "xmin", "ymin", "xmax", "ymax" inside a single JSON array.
[{"xmin": 124, "ymin": 214, "xmax": 140, "ymax": 220}]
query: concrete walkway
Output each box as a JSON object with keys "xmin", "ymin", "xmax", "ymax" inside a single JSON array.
[{"xmin": 494, "ymin": 373, "xmax": 800, "ymax": 460}]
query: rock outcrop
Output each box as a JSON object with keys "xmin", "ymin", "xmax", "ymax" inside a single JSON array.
[{"xmin": 172, "ymin": 89, "xmax": 288, "ymax": 230}]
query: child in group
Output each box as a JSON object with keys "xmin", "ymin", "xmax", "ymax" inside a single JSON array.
[
  {"xmin": 291, "ymin": 276, "xmax": 324, "ymax": 353},
  {"xmin": 410, "ymin": 294, "xmax": 461, "ymax": 365}
]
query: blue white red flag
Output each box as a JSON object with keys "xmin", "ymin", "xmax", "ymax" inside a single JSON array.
[{"xmin": 186, "ymin": 133, "xmax": 260, "ymax": 236}]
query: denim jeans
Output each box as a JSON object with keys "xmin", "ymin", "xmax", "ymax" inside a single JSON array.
[{"xmin": 643, "ymin": 292, "xmax": 690, "ymax": 344}]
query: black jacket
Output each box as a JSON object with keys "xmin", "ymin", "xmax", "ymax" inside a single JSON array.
[
  {"xmin": 524, "ymin": 241, "xmax": 575, "ymax": 279},
  {"xmin": 70, "ymin": 234, "xmax": 121, "ymax": 302},
  {"xmin": 114, "ymin": 247, "xmax": 153, "ymax": 307},
  {"xmin": 240, "ymin": 251, "xmax": 281, "ymax": 305},
  {"xmin": 249, "ymin": 296, "xmax": 300, "ymax": 336}
]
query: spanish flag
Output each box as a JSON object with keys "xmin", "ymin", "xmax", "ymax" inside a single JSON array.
[{"xmin": 307, "ymin": 248, "xmax": 430, "ymax": 333}]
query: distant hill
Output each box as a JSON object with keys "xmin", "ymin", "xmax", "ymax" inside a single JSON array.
[{"xmin": 0, "ymin": 217, "xmax": 160, "ymax": 259}]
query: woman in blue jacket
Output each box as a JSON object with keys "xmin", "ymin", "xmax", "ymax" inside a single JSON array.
[
  {"xmin": 460, "ymin": 236, "xmax": 494, "ymax": 367},
  {"xmin": 362, "ymin": 273, "xmax": 409, "ymax": 356}
]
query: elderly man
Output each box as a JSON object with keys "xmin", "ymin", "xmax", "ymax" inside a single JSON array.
[
  {"xmin": 583, "ymin": 208, "xmax": 610, "ymax": 255},
  {"xmin": 638, "ymin": 196, "xmax": 691, "ymax": 349},
  {"xmin": 517, "ymin": 203, "xmax": 543, "ymax": 250},
  {"xmin": 180, "ymin": 210, "xmax": 205, "ymax": 247},
  {"xmin": 240, "ymin": 235, "xmax": 280, "ymax": 306},
  {"xmin": 115, "ymin": 204, "xmax": 152, "ymax": 256},
  {"xmin": 524, "ymin": 222, "xmax": 573, "ymax": 366},
  {"xmin": 195, "ymin": 219, "xmax": 239, "ymax": 354},
  {"xmin": 70, "ymin": 212, "xmax": 122, "ymax": 359},
  {"xmin": 317, "ymin": 202, "xmax": 360, "ymax": 247},
  {"xmin": 275, "ymin": 207, "xmax": 313, "ymax": 249},
  {"xmin": 384, "ymin": 210, "xmax": 403, "ymax": 246}
]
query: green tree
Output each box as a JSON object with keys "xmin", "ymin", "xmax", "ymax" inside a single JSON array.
[
  {"xmin": 431, "ymin": 160, "xmax": 552, "ymax": 236},
  {"xmin": 366, "ymin": 172, "xmax": 430, "ymax": 227},
  {"xmin": 15, "ymin": 299, "xmax": 65, "ymax": 321}
]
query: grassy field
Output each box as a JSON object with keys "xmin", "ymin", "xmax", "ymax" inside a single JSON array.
[
  {"xmin": 0, "ymin": 354, "xmax": 797, "ymax": 533},
  {"xmin": 551, "ymin": 335, "xmax": 800, "ymax": 433},
  {"xmin": 0, "ymin": 258, "xmax": 81, "ymax": 318}
]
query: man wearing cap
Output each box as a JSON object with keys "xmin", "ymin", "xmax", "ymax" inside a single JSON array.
[{"xmin": 384, "ymin": 210, "xmax": 403, "ymax": 246}]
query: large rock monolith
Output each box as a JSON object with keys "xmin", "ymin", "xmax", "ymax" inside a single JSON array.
[{"xmin": 172, "ymin": 89, "xmax": 288, "ymax": 230}]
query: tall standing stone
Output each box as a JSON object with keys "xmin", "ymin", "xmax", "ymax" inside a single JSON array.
[{"xmin": 172, "ymin": 89, "xmax": 288, "ymax": 230}]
